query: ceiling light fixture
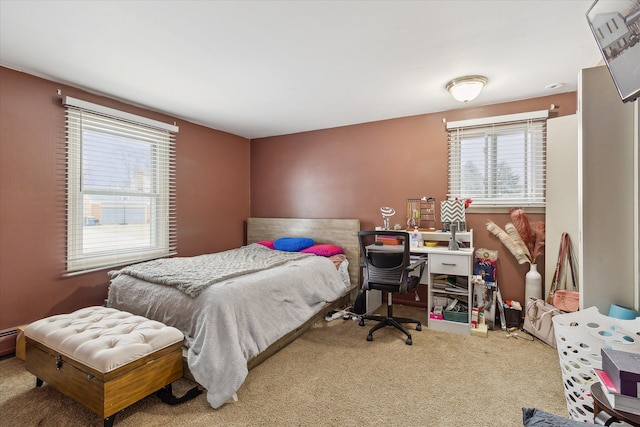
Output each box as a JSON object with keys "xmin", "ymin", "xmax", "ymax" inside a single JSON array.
[
  {"xmin": 446, "ymin": 75, "xmax": 488, "ymax": 103},
  {"xmin": 545, "ymin": 82, "xmax": 565, "ymax": 90}
]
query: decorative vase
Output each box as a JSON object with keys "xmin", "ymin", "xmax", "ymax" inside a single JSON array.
[
  {"xmin": 448, "ymin": 223, "xmax": 459, "ymax": 251},
  {"xmin": 525, "ymin": 263, "xmax": 542, "ymax": 301}
]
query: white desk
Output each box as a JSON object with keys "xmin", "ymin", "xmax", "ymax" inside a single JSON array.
[{"xmin": 364, "ymin": 230, "xmax": 474, "ymax": 335}]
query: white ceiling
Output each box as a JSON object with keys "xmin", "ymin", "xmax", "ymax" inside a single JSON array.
[{"xmin": 0, "ymin": 0, "xmax": 603, "ymax": 139}]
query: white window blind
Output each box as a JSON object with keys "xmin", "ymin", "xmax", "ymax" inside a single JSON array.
[
  {"xmin": 446, "ymin": 110, "xmax": 548, "ymax": 208},
  {"xmin": 64, "ymin": 97, "xmax": 178, "ymax": 273}
]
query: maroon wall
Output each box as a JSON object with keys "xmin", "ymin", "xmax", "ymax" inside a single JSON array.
[
  {"xmin": 0, "ymin": 67, "xmax": 251, "ymax": 331},
  {"xmin": 251, "ymin": 92, "xmax": 578, "ymax": 303},
  {"xmin": 0, "ymin": 64, "xmax": 578, "ymax": 331}
]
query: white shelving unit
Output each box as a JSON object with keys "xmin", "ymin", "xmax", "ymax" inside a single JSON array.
[
  {"xmin": 426, "ymin": 248, "xmax": 474, "ymax": 335},
  {"xmin": 414, "ymin": 230, "xmax": 473, "ymax": 248},
  {"xmin": 417, "ymin": 230, "xmax": 474, "ymax": 335}
]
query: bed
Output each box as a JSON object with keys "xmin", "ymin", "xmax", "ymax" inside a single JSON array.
[{"xmin": 106, "ymin": 217, "xmax": 360, "ymax": 409}]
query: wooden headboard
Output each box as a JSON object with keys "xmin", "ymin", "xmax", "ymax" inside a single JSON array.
[{"xmin": 246, "ymin": 218, "xmax": 360, "ymax": 286}]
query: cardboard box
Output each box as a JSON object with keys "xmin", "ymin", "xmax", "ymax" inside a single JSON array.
[
  {"xmin": 375, "ymin": 236, "xmax": 400, "ymax": 245},
  {"xmin": 602, "ymin": 348, "xmax": 640, "ymax": 398},
  {"xmin": 471, "ymin": 324, "xmax": 488, "ymax": 337}
]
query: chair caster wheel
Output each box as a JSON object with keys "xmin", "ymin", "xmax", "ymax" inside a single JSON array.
[
  {"xmin": 367, "ymin": 334, "xmax": 373, "ymax": 341},
  {"xmin": 359, "ymin": 319, "xmax": 365, "ymax": 327},
  {"xmin": 416, "ymin": 323, "xmax": 422, "ymax": 331},
  {"xmin": 405, "ymin": 337, "xmax": 412, "ymax": 345}
]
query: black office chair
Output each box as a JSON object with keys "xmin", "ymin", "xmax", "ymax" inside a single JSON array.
[{"xmin": 357, "ymin": 230, "xmax": 426, "ymax": 345}]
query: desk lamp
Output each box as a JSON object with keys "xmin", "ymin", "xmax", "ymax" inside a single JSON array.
[{"xmin": 380, "ymin": 207, "xmax": 395, "ymax": 230}]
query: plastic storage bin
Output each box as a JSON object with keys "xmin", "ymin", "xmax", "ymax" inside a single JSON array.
[
  {"xmin": 552, "ymin": 306, "xmax": 640, "ymax": 422},
  {"xmin": 443, "ymin": 310, "xmax": 468, "ymax": 323}
]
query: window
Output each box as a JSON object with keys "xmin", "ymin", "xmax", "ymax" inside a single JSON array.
[
  {"xmin": 65, "ymin": 97, "xmax": 178, "ymax": 273},
  {"xmin": 446, "ymin": 110, "xmax": 548, "ymax": 208}
]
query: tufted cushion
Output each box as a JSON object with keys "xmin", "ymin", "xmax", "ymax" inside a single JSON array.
[{"xmin": 24, "ymin": 306, "xmax": 184, "ymax": 374}]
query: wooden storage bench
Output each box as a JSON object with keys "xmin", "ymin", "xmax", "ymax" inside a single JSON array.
[{"xmin": 24, "ymin": 306, "xmax": 185, "ymax": 427}]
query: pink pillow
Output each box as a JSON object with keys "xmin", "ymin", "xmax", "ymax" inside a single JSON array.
[
  {"xmin": 300, "ymin": 244, "xmax": 344, "ymax": 257},
  {"xmin": 257, "ymin": 240, "xmax": 275, "ymax": 249}
]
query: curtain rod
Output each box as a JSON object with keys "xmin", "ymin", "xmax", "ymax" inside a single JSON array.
[
  {"xmin": 446, "ymin": 110, "xmax": 549, "ymax": 130},
  {"xmin": 64, "ymin": 96, "xmax": 179, "ymax": 133}
]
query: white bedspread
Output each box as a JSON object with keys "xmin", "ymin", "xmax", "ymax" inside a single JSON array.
[{"xmin": 107, "ymin": 252, "xmax": 349, "ymax": 409}]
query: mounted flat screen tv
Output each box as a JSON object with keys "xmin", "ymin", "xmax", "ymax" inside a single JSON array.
[{"xmin": 586, "ymin": 0, "xmax": 640, "ymax": 103}]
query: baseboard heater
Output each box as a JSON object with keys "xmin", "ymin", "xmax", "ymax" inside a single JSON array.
[{"xmin": 0, "ymin": 328, "xmax": 18, "ymax": 357}]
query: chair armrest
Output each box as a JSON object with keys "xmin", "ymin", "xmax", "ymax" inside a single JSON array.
[{"xmin": 406, "ymin": 258, "xmax": 426, "ymax": 272}]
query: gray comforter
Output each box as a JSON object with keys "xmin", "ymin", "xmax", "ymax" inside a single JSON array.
[
  {"xmin": 109, "ymin": 243, "xmax": 314, "ymax": 297},
  {"xmin": 107, "ymin": 245, "xmax": 349, "ymax": 409}
]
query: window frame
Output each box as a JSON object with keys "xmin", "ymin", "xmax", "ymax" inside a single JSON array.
[
  {"xmin": 446, "ymin": 110, "xmax": 548, "ymax": 210},
  {"xmin": 64, "ymin": 97, "xmax": 178, "ymax": 274}
]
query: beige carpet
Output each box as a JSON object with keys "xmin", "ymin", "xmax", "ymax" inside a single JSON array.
[{"xmin": 0, "ymin": 306, "xmax": 569, "ymax": 426}]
